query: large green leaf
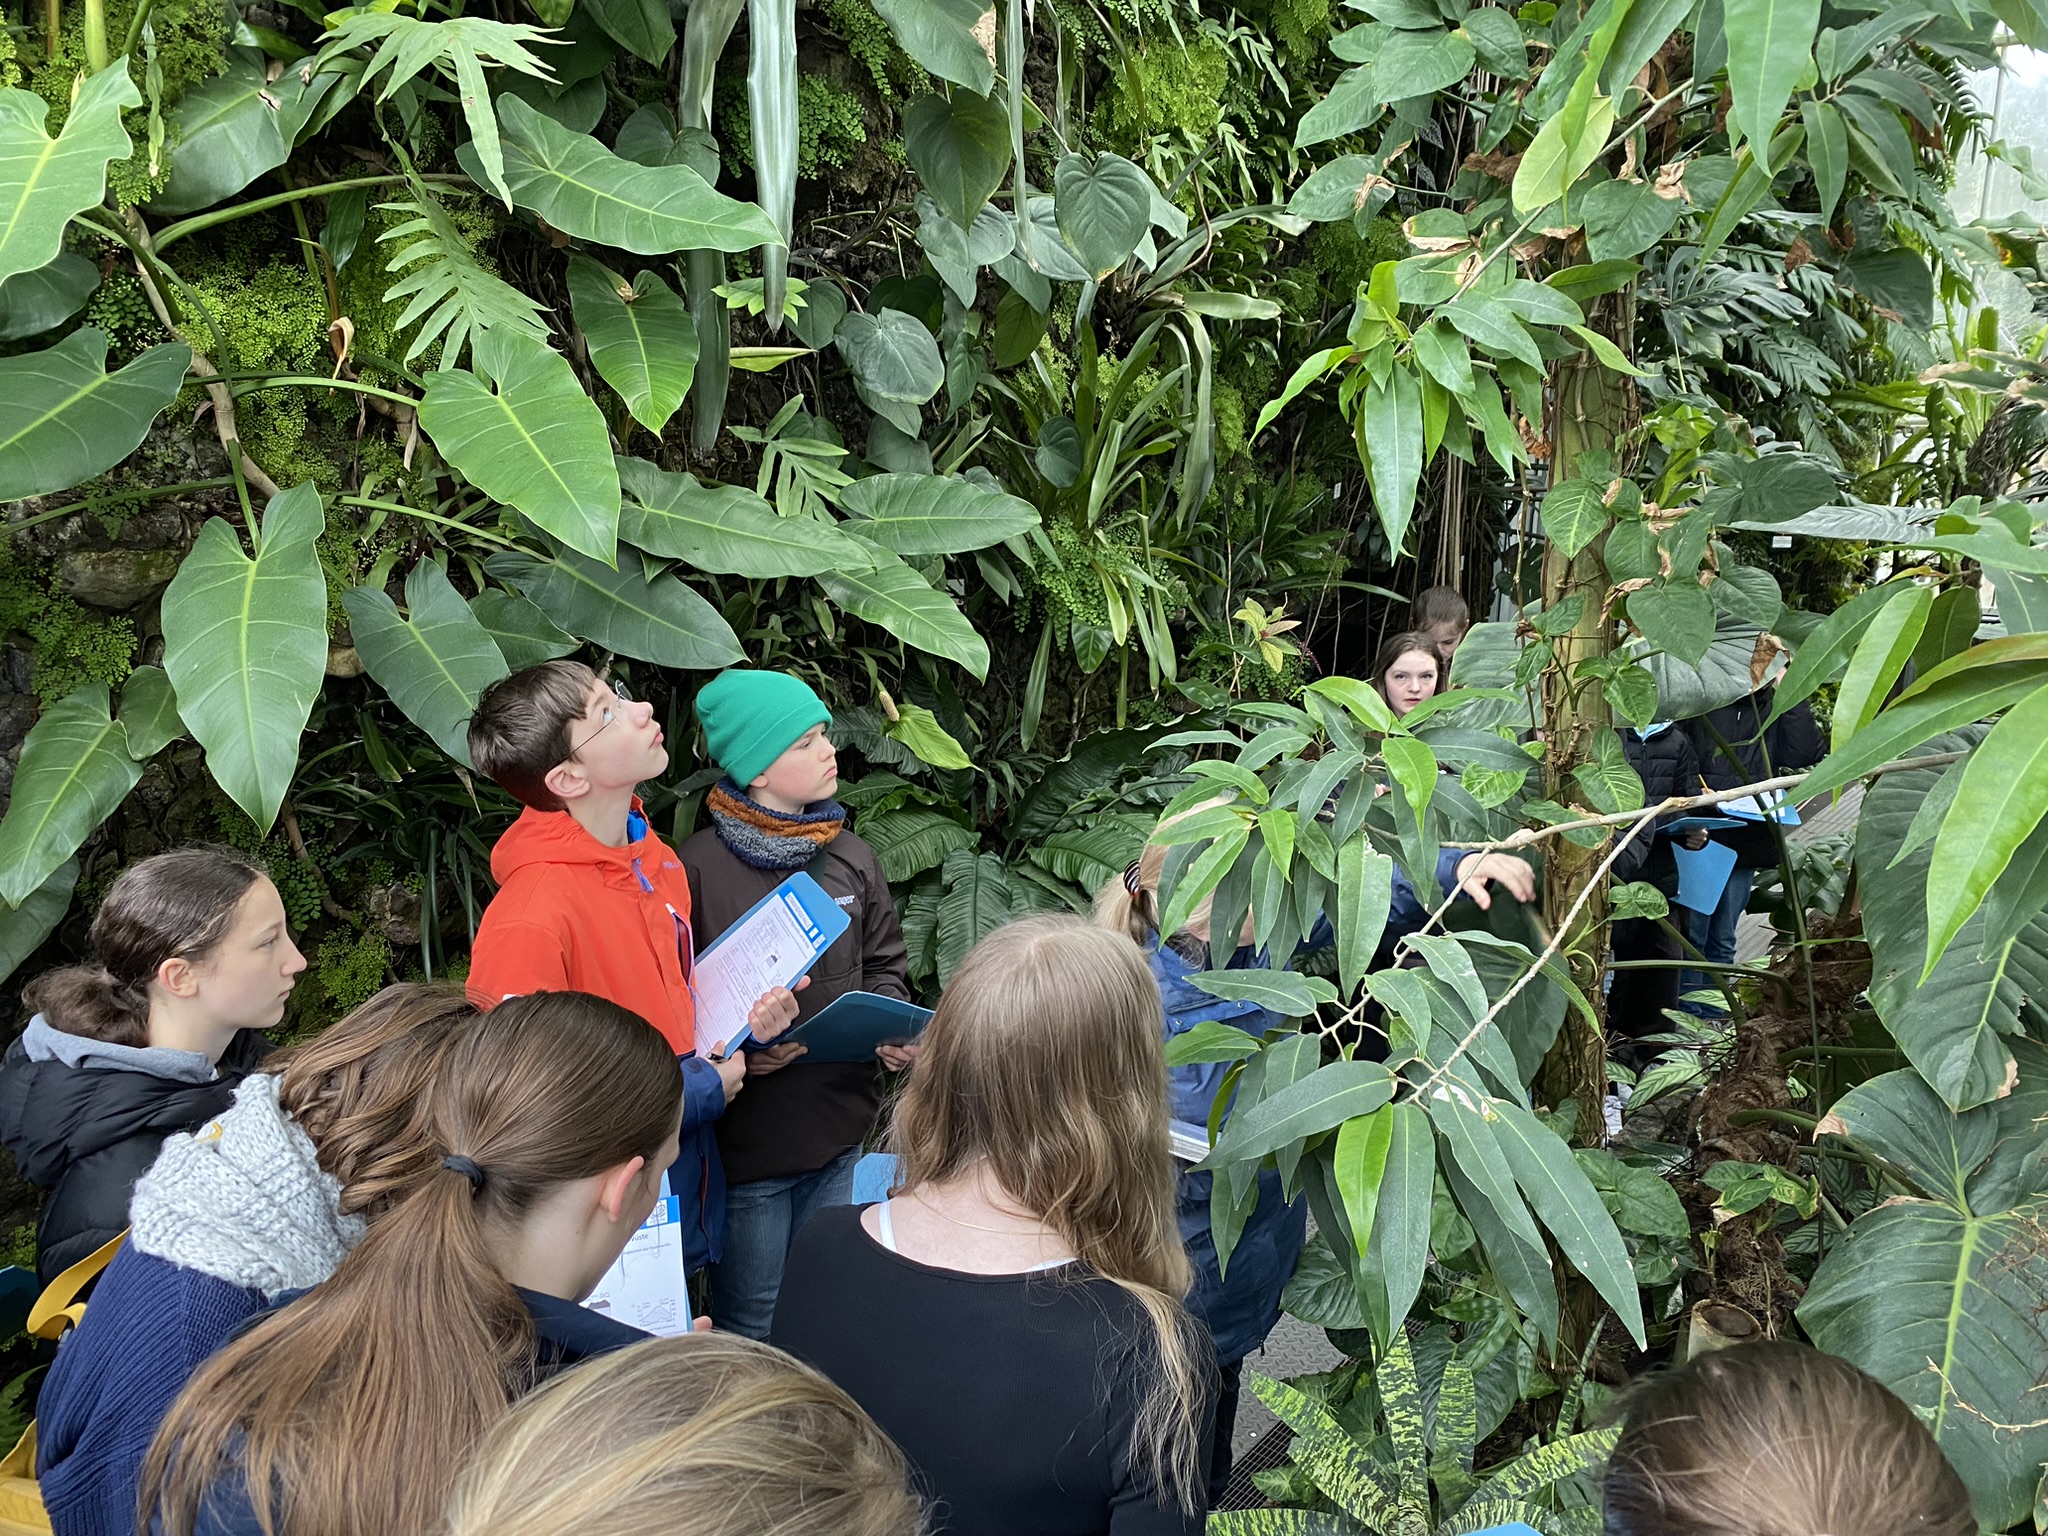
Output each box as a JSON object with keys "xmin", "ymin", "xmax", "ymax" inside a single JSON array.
[
  {"xmin": 1488, "ymin": 1101, "xmax": 1646, "ymax": 1345},
  {"xmin": 568, "ymin": 258, "xmax": 697, "ymax": 434},
  {"xmin": 1203, "ymin": 1060, "xmax": 1394, "ymax": 1166},
  {"xmin": 1800, "ymin": 662, "xmax": 2048, "ymax": 800},
  {"xmin": 1801, "ymin": 1198, "xmax": 2048, "ymax": 1529},
  {"xmin": 1723, "ymin": 0, "xmax": 1819, "ymax": 150},
  {"xmin": 417, "ymin": 327, "xmax": 619, "ymax": 563},
  {"xmin": 580, "ymin": 0, "xmax": 674, "ymax": 63},
  {"xmin": 0, "ymin": 857, "xmax": 79, "ymax": 985},
  {"xmin": 869, "ymin": 0, "xmax": 995, "ymax": 95},
  {"xmin": 935, "ymin": 848, "xmax": 1017, "ymax": 985},
  {"xmin": 747, "ymin": 0, "xmax": 796, "ymax": 328},
  {"xmin": 616, "ymin": 456, "xmax": 873, "ymax": 578},
  {"xmin": 1580, "ymin": 177, "xmax": 1679, "ymax": 262},
  {"xmin": 1367, "ymin": 25, "xmax": 1475, "ymax": 101},
  {"xmin": 904, "ymin": 90, "xmax": 1011, "ymax": 230},
  {"xmin": 0, "ymin": 66, "xmax": 141, "ymax": 284},
  {"xmin": 836, "ymin": 473, "xmax": 1038, "ymax": 555},
  {"xmin": 1627, "ymin": 579, "xmax": 1715, "ymax": 665},
  {"xmin": 0, "ymin": 251, "xmax": 98, "ymax": 342},
  {"xmin": 1831, "ymin": 581, "xmax": 1931, "ymax": 750},
  {"xmin": 1360, "ymin": 363, "xmax": 1423, "ymax": 553},
  {"xmin": 116, "ymin": 665, "xmax": 184, "ymax": 759},
  {"xmin": 0, "ymin": 684, "xmax": 155, "ymax": 906},
  {"xmin": 342, "ymin": 563, "xmax": 510, "ymax": 766},
  {"xmin": 147, "ymin": 63, "xmax": 334, "ymax": 215},
  {"xmin": 475, "ymin": 95, "xmax": 781, "ymax": 255},
  {"xmin": 0, "ymin": 330, "xmax": 190, "ymax": 501},
  {"xmin": 1539, "ymin": 476, "xmax": 1610, "ymax": 560},
  {"xmin": 160, "ymin": 484, "xmax": 330, "ymax": 834},
  {"xmin": 1923, "ymin": 686, "xmax": 2048, "ymax": 979},
  {"xmin": 485, "ymin": 546, "xmax": 744, "ymax": 669},
  {"xmin": 818, "ymin": 537, "xmax": 990, "ymax": 677},
  {"xmin": 861, "ymin": 806, "xmax": 977, "ymax": 883},
  {"xmin": 1857, "ymin": 738, "xmax": 2048, "ymax": 1111},
  {"xmin": 469, "ymin": 589, "xmax": 577, "ymax": 669},
  {"xmin": 1053, "ymin": 151, "xmax": 1152, "ymax": 278},
  {"xmin": 835, "ymin": 309, "xmax": 944, "ymax": 405}
]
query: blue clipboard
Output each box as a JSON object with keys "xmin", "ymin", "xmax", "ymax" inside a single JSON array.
[
  {"xmin": 697, "ymin": 872, "xmax": 851, "ymax": 1055},
  {"xmin": 786, "ymin": 991, "xmax": 932, "ymax": 1062},
  {"xmin": 1672, "ymin": 838, "xmax": 1739, "ymax": 915}
]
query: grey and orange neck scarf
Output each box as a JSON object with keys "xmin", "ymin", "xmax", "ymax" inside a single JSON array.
[{"xmin": 705, "ymin": 778, "xmax": 847, "ymax": 871}]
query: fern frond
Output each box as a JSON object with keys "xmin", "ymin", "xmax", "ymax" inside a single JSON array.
[{"xmin": 377, "ymin": 184, "xmax": 550, "ymax": 367}]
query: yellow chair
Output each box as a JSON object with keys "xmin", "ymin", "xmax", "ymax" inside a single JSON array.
[{"xmin": 0, "ymin": 1234, "xmax": 126, "ymax": 1536}]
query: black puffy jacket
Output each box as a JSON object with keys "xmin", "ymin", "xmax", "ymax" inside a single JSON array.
[
  {"xmin": 1617, "ymin": 726, "xmax": 1706, "ymax": 891},
  {"xmin": 0, "ymin": 1019, "xmax": 269, "ymax": 1283},
  {"xmin": 1683, "ymin": 688, "xmax": 1826, "ymax": 868}
]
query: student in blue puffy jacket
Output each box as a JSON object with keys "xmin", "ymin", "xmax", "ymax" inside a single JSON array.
[{"xmin": 1096, "ymin": 827, "xmax": 1533, "ymax": 1502}]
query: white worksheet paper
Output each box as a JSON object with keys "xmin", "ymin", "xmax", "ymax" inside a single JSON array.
[
  {"xmin": 693, "ymin": 886, "xmax": 829, "ymax": 1053},
  {"xmin": 583, "ymin": 1178, "xmax": 690, "ymax": 1336}
]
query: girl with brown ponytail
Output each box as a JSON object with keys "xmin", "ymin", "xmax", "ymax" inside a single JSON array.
[{"xmin": 141, "ymin": 990, "xmax": 684, "ymax": 1536}]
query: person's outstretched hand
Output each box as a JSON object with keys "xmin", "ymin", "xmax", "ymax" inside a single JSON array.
[{"xmin": 1454, "ymin": 852, "xmax": 1537, "ymax": 909}]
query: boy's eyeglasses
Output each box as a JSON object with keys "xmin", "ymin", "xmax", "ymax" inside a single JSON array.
[{"xmin": 568, "ymin": 678, "xmax": 634, "ymax": 756}]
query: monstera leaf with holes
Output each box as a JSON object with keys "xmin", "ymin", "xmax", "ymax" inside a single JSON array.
[
  {"xmin": 342, "ymin": 563, "xmax": 510, "ymax": 766},
  {"xmin": 1799, "ymin": 1043, "xmax": 2048, "ymax": 1530},
  {"xmin": 161, "ymin": 486, "xmax": 331, "ymax": 834}
]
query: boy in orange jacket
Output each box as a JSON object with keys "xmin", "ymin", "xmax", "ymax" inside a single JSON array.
[{"xmin": 465, "ymin": 660, "xmax": 799, "ymax": 1275}]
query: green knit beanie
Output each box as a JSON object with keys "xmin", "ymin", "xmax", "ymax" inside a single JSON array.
[{"xmin": 695, "ymin": 670, "xmax": 833, "ymax": 787}]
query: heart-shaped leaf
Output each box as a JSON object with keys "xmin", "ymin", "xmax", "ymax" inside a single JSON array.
[
  {"xmin": 816, "ymin": 536, "xmax": 990, "ymax": 679},
  {"xmin": 1627, "ymin": 580, "xmax": 1716, "ymax": 665},
  {"xmin": 343, "ymin": 562, "xmax": 511, "ymax": 765},
  {"xmin": 568, "ymin": 257, "xmax": 698, "ymax": 433},
  {"xmin": 147, "ymin": 62, "xmax": 335, "ymax": 215},
  {"xmin": 868, "ymin": 0, "xmax": 995, "ymax": 93},
  {"xmin": 1580, "ymin": 178, "xmax": 1680, "ymax": 262},
  {"xmin": 486, "ymin": 547, "xmax": 744, "ymax": 669},
  {"xmin": 0, "ymin": 66, "xmax": 141, "ymax": 283},
  {"xmin": 580, "ymin": 0, "xmax": 675, "ymax": 63},
  {"xmin": 835, "ymin": 308, "xmax": 944, "ymax": 404},
  {"xmin": 0, "ymin": 252, "xmax": 99, "ymax": 342},
  {"xmin": 836, "ymin": 472, "xmax": 1038, "ymax": 555},
  {"xmin": 1367, "ymin": 26, "xmax": 1475, "ymax": 103},
  {"xmin": 0, "ymin": 329, "xmax": 190, "ymax": 500},
  {"xmin": 1053, "ymin": 151, "xmax": 1153, "ymax": 277},
  {"xmin": 161, "ymin": 484, "xmax": 330, "ymax": 833},
  {"xmin": 418, "ymin": 327, "xmax": 620, "ymax": 563},
  {"xmin": 0, "ymin": 682, "xmax": 162, "ymax": 906},
  {"xmin": 904, "ymin": 89, "xmax": 1012, "ymax": 228},
  {"xmin": 469, "ymin": 589, "xmax": 578, "ymax": 670},
  {"xmin": 476, "ymin": 95, "xmax": 781, "ymax": 255},
  {"xmin": 616, "ymin": 455, "xmax": 875, "ymax": 577},
  {"xmin": 1541, "ymin": 477, "xmax": 1611, "ymax": 560}
]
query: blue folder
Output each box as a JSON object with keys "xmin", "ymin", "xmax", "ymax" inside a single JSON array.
[
  {"xmin": 786, "ymin": 991, "xmax": 932, "ymax": 1062},
  {"xmin": 701, "ymin": 872, "xmax": 852, "ymax": 1055}
]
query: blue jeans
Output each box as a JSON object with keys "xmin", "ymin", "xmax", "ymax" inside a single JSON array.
[
  {"xmin": 1680, "ymin": 868, "xmax": 1751, "ymax": 1015},
  {"xmin": 709, "ymin": 1148, "xmax": 860, "ymax": 1339}
]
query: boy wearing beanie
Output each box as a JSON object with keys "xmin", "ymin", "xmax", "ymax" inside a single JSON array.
[{"xmin": 681, "ymin": 668, "xmax": 912, "ymax": 1339}]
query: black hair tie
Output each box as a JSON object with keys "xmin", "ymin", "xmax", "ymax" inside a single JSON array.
[{"xmin": 442, "ymin": 1154, "xmax": 486, "ymax": 1195}]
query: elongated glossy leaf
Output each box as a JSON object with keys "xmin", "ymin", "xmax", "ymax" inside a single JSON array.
[
  {"xmin": 1923, "ymin": 686, "xmax": 2048, "ymax": 978},
  {"xmin": 1337, "ymin": 839, "xmax": 1393, "ymax": 997},
  {"xmin": 417, "ymin": 327, "xmax": 619, "ymax": 563},
  {"xmin": 478, "ymin": 95, "xmax": 781, "ymax": 255},
  {"xmin": 469, "ymin": 589, "xmax": 576, "ymax": 669},
  {"xmin": 815, "ymin": 537, "xmax": 990, "ymax": 679},
  {"xmin": 904, "ymin": 90, "xmax": 1011, "ymax": 229},
  {"xmin": 0, "ymin": 857, "xmax": 78, "ymax": 984},
  {"xmin": 0, "ymin": 252, "xmax": 98, "ymax": 342},
  {"xmin": 0, "ymin": 66, "xmax": 141, "ymax": 284},
  {"xmin": 568, "ymin": 258, "xmax": 697, "ymax": 434},
  {"xmin": 1430, "ymin": 1088, "xmax": 1546, "ymax": 1258},
  {"xmin": 0, "ymin": 686, "xmax": 143, "ymax": 906},
  {"xmin": 1833, "ymin": 582, "xmax": 1931, "ymax": 750},
  {"xmin": 1724, "ymin": 0, "xmax": 1819, "ymax": 149},
  {"xmin": 1054, "ymin": 151, "xmax": 1152, "ymax": 278},
  {"xmin": 616, "ymin": 456, "xmax": 872, "ymax": 577},
  {"xmin": 869, "ymin": 0, "xmax": 995, "ymax": 94},
  {"xmin": 343, "ymin": 563, "xmax": 510, "ymax": 765},
  {"xmin": 0, "ymin": 330, "xmax": 190, "ymax": 501},
  {"xmin": 147, "ymin": 63, "xmax": 334, "ymax": 215},
  {"xmin": 1489, "ymin": 1101, "xmax": 1645, "ymax": 1345},
  {"xmin": 1769, "ymin": 580, "xmax": 1907, "ymax": 722},
  {"xmin": 161, "ymin": 484, "xmax": 330, "ymax": 834},
  {"xmin": 1187, "ymin": 968, "xmax": 1330, "ymax": 1017},
  {"xmin": 1361, "ymin": 363, "xmax": 1423, "ymax": 552},
  {"xmin": 1203, "ymin": 1060, "xmax": 1394, "ymax": 1166},
  {"xmin": 1369, "ymin": 1100, "xmax": 1434, "ymax": 1341},
  {"xmin": 748, "ymin": 0, "xmax": 797, "ymax": 327},
  {"xmin": 1801, "ymin": 662, "xmax": 2048, "ymax": 800},
  {"xmin": 485, "ymin": 547, "xmax": 743, "ymax": 669},
  {"xmin": 1801, "ymin": 1199, "xmax": 2048, "ymax": 1529},
  {"xmin": 837, "ymin": 473, "xmax": 1037, "ymax": 555},
  {"xmin": 1334, "ymin": 1103, "xmax": 1393, "ymax": 1267},
  {"xmin": 1801, "ymin": 97, "xmax": 1847, "ymax": 220}
]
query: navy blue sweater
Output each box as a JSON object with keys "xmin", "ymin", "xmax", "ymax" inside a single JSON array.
[{"xmin": 38, "ymin": 1243, "xmax": 267, "ymax": 1536}]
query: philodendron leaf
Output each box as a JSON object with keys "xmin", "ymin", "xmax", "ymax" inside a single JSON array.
[
  {"xmin": 836, "ymin": 472, "xmax": 1038, "ymax": 555},
  {"xmin": 476, "ymin": 95, "xmax": 781, "ymax": 255},
  {"xmin": 0, "ymin": 857, "xmax": 79, "ymax": 985},
  {"xmin": 417, "ymin": 327, "xmax": 620, "ymax": 563},
  {"xmin": 1627, "ymin": 579, "xmax": 1715, "ymax": 664},
  {"xmin": 486, "ymin": 546, "xmax": 743, "ymax": 669},
  {"xmin": 146, "ymin": 62, "xmax": 335, "ymax": 215},
  {"xmin": 1360, "ymin": 363, "xmax": 1423, "ymax": 553},
  {"xmin": 1053, "ymin": 151, "xmax": 1153, "ymax": 277},
  {"xmin": 580, "ymin": 0, "xmax": 675, "ymax": 63},
  {"xmin": 1723, "ymin": 0, "xmax": 1820, "ymax": 151},
  {"xmin": 0, "ymin": 329, "xmax": 190, "ymax": 500},
  {"xmin": 904, "ymin": 89, "xmax": 1012, "ymax": 229},
  {"xmin": 342, "ymin": 562, "xmax": 511, "ymax": 765},
  {"xmin": 616, "ymin": 455, "xmax": 875, "ymax": 578},
  {"xmin": 1540, "ymin": 476, "xmax": 1610, "ymax": 560},
  {"xmin": 0, "ymin": 252, "xmax": 99, "ymax": 342},
  {"xmin": 470, "ymin": 589, "xmax": 578, "ymax": 670},
  {"xmin": 568, "ymin": 257, "xmax": 698, "ymax": 433},
  {"xmin": 817, "ymin": 535, "xmax": 991, "ymax": 679},
  {"xmin": 1923, "ymin": 686, "xmax": 2048, "ymax": 979},
  {"xmin": 0, "ymin": 686, "xmax": 148, "ymax": 906},
  {"xmin": 0, "ymin": 65, "xmax": 142, "ymax": 283},
  {"xmin": 868, "ymin": 0, "xmax": 995, "ymax": 94},
  {"xmin": 161, "ymin": 484, "xmax": 331, "ymax": 834},
  {"xmin": 835, "ymin": 309, "xmax": 944, "ymax": 405}
]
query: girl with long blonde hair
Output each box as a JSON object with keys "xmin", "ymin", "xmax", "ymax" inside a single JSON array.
[
  {"xmin": 771, "ymin": 915, "xmax": 1212, "ymax": 1534},
  {"xmin": 141, "ymin": 991, "xmax": 684, "ymax": 1536},
  {"xmin": 444, "ymin": 1333, "xmax": 924, "ymax": 1536}
]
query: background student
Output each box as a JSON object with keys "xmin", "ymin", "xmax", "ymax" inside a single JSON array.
[
  {"xmin": 141, "ymin": 991, "xmax": 683, "ymax": 1536},
  {"xmin": 464, "ymin": 661, "xmax": 800, "ymax": 1280},
  {"xmin": 681, "ymin": 669, "xmax": 914, "ymax": 1339},
  {"xmin": 444, "ymin": 1333, "xmax": 923, "ymax": 1536},
  {"xmin": 1371, "ymin": 631, "xmax": 1442, "ymax": 719},
  {"xmin": 1410, "ymin": 586, "xmax": 1470, "ymax": 679},
  {"xmin": 1603, "ymin": 1340, "xmax": 1973, "ymax": 1536},
  {"xmin": 34, "ymin": 983, "xmax": 477, "ymax": 1536},
  {"xmin": 0, "ymin": 845, "xmax": 304, "ymax": 1283},
  {"xmin": 772, "ymin": 916, "xmax": 1214, "ymax": 1536}
]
